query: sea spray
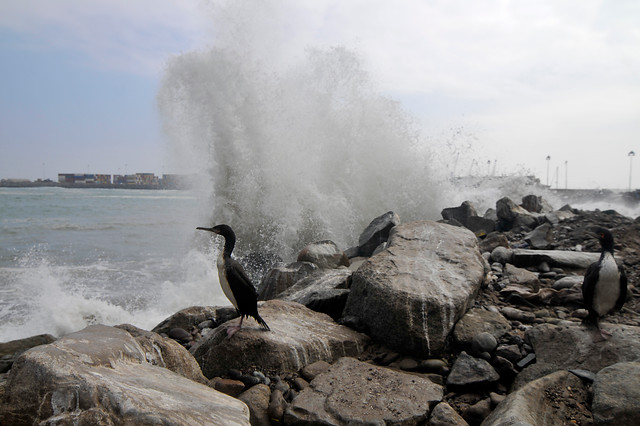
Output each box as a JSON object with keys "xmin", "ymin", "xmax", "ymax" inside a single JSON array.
[{"xmin": 159, "ymin": 43, "xmax": 440, "ymax": 259}]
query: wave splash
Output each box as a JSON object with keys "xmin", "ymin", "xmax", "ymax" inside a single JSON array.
[{"xmin": 159, "ymin": 42, "xmax": 441, "ymax": 258}]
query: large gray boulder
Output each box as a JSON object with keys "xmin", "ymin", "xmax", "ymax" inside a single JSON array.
[
  {"xmin": 0, "ymin": 325, "xmax": 249, "ymax": 425},
  {"xmin": 191, "ymin": 300, "xmax": 369, "ymax": 378},
  {"xmin": 592, "ymin": 362, "xmax": 640, "ymax": 425},
  {"xmin": 441, "ymin": 201, "xmax": 495, "ymax": 234},
  {"xmin": 515, "ymin": 323, "xmax": 640, "ymax": 388},
  {"xmin": 279, "ymin": 269, "xmax": 351, "ymax": 320},
  {"xmin": 297, "ymin": 240, "xmax": 350, "ymax": 269},
  {"xmin": 343, "ymin": 221, "xmax": 487, "ymax": 356},
  {"xmin": 0, "ymin": 333, "xmax": 56, "ymax": 373},
  {"xmin": 482, "ymin": 370, "xmax": 588, "ymax": 426},
  {"xmin": 285, "ymin": 357, "xmax": 443, "ymax": 425},
  {"xmin": 258, "ymin": 261, "xmax": 318, "ymax": 300},
  {"xmin": 358, "ymin": 211, "xmax": 400, "ymax": 257}
]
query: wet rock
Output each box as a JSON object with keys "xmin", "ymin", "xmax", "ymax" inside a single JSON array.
[
  {"xmin": 462, "ymin": 397, "xmax": 492, "ymax": 425},
  {"xmin": 358, "ymin": 211, "xmax": 400, "ymax": 257},
  {"xmin": 478, "ymin": 232, "xmax": 509, "ymax": 254},
  {"xmin": 285, "ymin": 357, "xmax": 443, "ymax": 425},
  {"xmin": 515, "ymin": 323, "xmax": 640, "ymax": 388},
  {"xmin": 297, "ymin": 240, "xmax": 350, "ymax": 269},
  {"xmin": 482, "ymin": 370, "xmax": 588, "ymax": 426},
  {"xmin": 453, "ymin": 308, "xmax": 511, "ymax": 351},
  {"xmin": 258, "ymin": 261, "xmax": 318, "ymax": 300},
  {"xmin": 428, "ymin": 401, "xmax": 469, "ymax": 426},
  {"xmin": 525, "ymin": 223, "xmax": 553, "ymax": 249},
  {"xmin": 500, "ymin": 307, "xmax": 535, "ymax": 323},
  {"xmin": 490, "ymin": 246, "xmax": 514, "ymax": 264},
  {"xmin": 0, "ymin": 325, "xmax": 250, "ymax": 425},
  {"xmin": 0, "ymin": 334, "xmax": 55, "ymax": 374},
  {"xmin": 344, "ymin": 221, "xmax": 487, "ymax": 356},
  {"xmin": 521, "ymin": 194, "xmax": 549, "ymax": 213},
  {"xmin": 446, "ymin": 352, "xmax": 500, "ymax": 390},
  {"xmin": 552, "ymin": 275, "xmax": 583, "ymax": 290},
  {"xmin": 116, "ymin": 324, "xmax": 208, "ymax": 384},
  {"xmin": 496, "ymin": 197, "xmax": 540, "ymax": 231},
  {"xmin": 191, "ymin": 300, "xmax": 368, "ymax": 378},
  {"xmin": 152, "ymin": 305, "xmax": 238, "ymax": 336},
  {"xmin": 441, "ymin": 201, "xmax": 495, "ymax": 234},
  {"xmin": 268, "ymin": 389, "xmax": 287, "ymax": 423},
  {"xmin": 419, "ymin": 358, "xmax": 448, "ymax": 374},
  {"xmin": 300, "ymin": 360, "xmax": 331, "ymax": 382},
  {"xmin": 213, "ymin": 378, "xmax": 246, "ymax": 397},
  {"xmin": 471, "ymin": 332, "xmax": 498, "ymax": 356},
  {"xmin": 503, "ymin": 264, "xmax": 540, "ymax": 288},
  {"xmin": 592, "ymin": 362, "xmax": 640, "ymax": 425},
  {"xmin": 167, "ymin": 327, "xmax": 192, "ymax": 343},
  {"xmin": 279, "ymin": 269, "xmax": 351, "ymax": 320},
  {"xmin": 238, "ymin": 383, "xmax": 271, "ymax": 426},
  {"xmin": 511, "ymin": 248, "xmax": 601, "ymax": 269}
]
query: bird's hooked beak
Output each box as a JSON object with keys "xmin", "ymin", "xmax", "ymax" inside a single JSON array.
[{"xmin": 196, "ymin": 226, "xmax": 219, "ymax": 234}]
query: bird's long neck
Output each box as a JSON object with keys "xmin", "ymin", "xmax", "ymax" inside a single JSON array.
[
  {"xmin": 600, "ymin": 241, "xmax": 614, "ymax": 258},
  {"xmin": 222, "ymin": 234, "xmax": 236, "ymax": 258}
]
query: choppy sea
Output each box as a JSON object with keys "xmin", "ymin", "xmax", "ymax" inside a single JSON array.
[{"xmin": 0, "ymin": 186, "xmax": 228, "ymax": 342}]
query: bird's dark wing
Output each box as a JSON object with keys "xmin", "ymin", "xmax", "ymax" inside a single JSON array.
[
  {"xmin": 225, "ymin": 258, "xmax": 259, "ymax": 316},
  {"xmin": 615, "ymin": 265, "xmax": 628, "ymax": 311},
  {"xmin": 582, "ymin": 262, "xmax": 598, "ymax": 312}
]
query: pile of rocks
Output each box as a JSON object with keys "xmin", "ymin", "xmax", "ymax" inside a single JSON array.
[{"xmin": 1, "ymin": 196, "xmax": 639, "ymax": 425}]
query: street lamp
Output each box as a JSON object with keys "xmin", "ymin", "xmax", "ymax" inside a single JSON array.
[
  {"xmin": 629, "ymin": 151, "xmax": 635, "ymax": 192},
  {"xmin": 546, "ymin": 156, "xmax": 551, "ymax": 186},
  {"xmin": 564, "ymin": 160, "xmax": 568, "ymax": 190}
]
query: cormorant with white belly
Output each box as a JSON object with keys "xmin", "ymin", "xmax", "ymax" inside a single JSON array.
[
  {"xmin": 582, "ymin": 227, "xmax": 627, "ymax": 340},
  {"xmin": 197, "ymin": 224, "xmax": 270, "ymax": 337}
]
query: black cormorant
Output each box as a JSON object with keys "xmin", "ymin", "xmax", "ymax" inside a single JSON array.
[
  {"xmin": 197, "ymin": 224, "xmax": 270, "ymax": 337},
  {"xmin": 582, "ymin": 227, "xmax": 627, "ymax": 340}
]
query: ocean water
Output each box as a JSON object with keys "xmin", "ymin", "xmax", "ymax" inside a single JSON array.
[{"xmin": 0, "ymin": 187, "xmax": 229, "ymax": 342}]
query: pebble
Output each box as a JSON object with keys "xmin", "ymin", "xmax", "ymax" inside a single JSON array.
[
  {"xmin": 489, "ymin": 392, "xmax": 506, "ymax": 406},
  {"xmin": 167, "ymin": 327, "xmax": 192, "ymax": 343},
  {"xmin": 292, "ymin": 377, "xmax": 309, "ymax": 391},
  {"xmin": 571, "ymin": 309, "xmax": 589, "ymax": 319},
  {"xmin": 300, "ymin": 360, "xmax": 330, "ymax": 381},
  {"xmin": 268, "ymin": 389, "xmax": 287, "ymax": 423},
  {"xmin": 471, "ymin": 332, "xmax": 498, "ymax": 356},
  {"xmin": 272, "ymin": 377, "xmax": 290, "ymax": 394},
  {"xmin": 241, "ymin": 374, "xmax": 262, "ymax": 387},
  {"xmin": 228, "ymin": 369, "xmax": 243, "ymax": 380},
  {"xmin": 516, "ymin": 353, "xmax": 536, "ymax": 369},
  {"xmin": 197, "ymin": 319, "xmax": 215, "ymax": 329},
  {"xmin": 501, "ymin": 307, "xmax": 535, "ymax": 323},
  {"xmin": 495, "ymin": 344, "xmax": 522, "ymax": 364},
  {"xmin": 252, "ymin": 371, "xmax": 270, "ymax": 386},
  {"xmin": 418, "ymin": 358, "xmax": 448, "ymax": 374},
  {"xmin": 398, "ymin": 358, "xmax": 419, "ymax": 371},
  {"xmin": 380, "ymin": 351, "xmax": 400, "ymax": 365},
  {"xmin": 212, "ymin": 378, "xmax": 245, "ymax": 397}
]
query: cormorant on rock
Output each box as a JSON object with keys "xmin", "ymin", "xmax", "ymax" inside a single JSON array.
[
  {"xmin": 582, "ymin": 227, "xmax": 627, "ymax": 340},
  {"xmin": 197, "ymin": 224, "xmax": 270, "ymax": 337}
]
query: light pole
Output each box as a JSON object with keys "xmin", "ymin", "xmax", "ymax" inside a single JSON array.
[
  {"xmin": 564, "ymin": 160, "xmax": 568, "ymax": 190},
  {"xmin": 629, "ymin": 151, "xmax": 635, "ymax": 192},
  {"xmin": 546, "ymin": 156, "xmax": 551, "ymax": 186}
]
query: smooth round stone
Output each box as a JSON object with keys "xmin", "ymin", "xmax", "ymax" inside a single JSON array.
[{"xmin": 472, "ymin": 332, "xmax": 498, "ymax": 356}]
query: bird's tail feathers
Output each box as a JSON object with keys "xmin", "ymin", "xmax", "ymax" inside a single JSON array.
[{"xmin": 253, "ymin": 314, "xmax": 270, "ymax": 331}]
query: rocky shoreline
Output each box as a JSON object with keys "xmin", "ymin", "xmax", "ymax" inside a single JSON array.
[{"xmin": 1, "ymin": 194, "xmax": 639, "ymax": 425}]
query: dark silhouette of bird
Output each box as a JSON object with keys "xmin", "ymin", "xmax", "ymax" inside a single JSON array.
[
  {"xmin": 197, "ymin": 224, "xmax": 270, "ymax": 337},
  {"xmin": 582, "ymin": 227, "xmax": 627, "ymax": 340}
]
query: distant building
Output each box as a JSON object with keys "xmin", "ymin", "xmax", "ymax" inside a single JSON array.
[{"xmin": 95, "ymin": 174, "xmax": 111, "ymax": 185}]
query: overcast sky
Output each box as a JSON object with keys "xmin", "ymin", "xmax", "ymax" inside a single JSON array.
[{"xmin": 1, "ymin": 0, "xmax": 638, "ymax": 189}]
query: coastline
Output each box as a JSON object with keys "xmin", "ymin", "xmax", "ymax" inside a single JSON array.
[{"xmin": 0, "ymin": 181, "xmax": 186, "ymax": 190}]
